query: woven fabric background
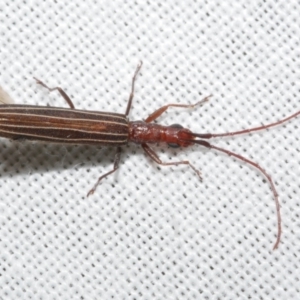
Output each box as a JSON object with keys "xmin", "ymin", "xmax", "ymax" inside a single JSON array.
[{"xmin": 0, "ymin": 1, "xmax": 299, "ymax": 299}]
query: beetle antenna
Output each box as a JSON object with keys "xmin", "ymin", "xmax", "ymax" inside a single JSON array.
[{"xmin": 190, "ymin": 139, "xmax": 281, "ymax": 250}]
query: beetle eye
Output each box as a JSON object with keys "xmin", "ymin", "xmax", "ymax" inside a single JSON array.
[
  {"xmin": 169, "ymin": 124, "xmax": 183, "ymax": 129},
  {"xmin": 167, "ymin": 124, "xmax": 183, "ymax": 148},
  {"xmin": 168, "ymin": 143, "xmax": 180, "ymax": 148}
]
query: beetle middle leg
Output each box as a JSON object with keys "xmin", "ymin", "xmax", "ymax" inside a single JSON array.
[
  {"xmin": 125, "ymin": 61, "xmax": 143, "ymax": 117},
  {"xmin": 87, "ymin": 147, "xmax": 122, "ymax": 197}
]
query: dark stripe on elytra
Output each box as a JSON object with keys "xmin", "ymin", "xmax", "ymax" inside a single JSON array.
[
  {"xmin": 0, "ymin": 127, "xmax": 128, "ymax": 145},
  {"xmin": 0, "ymin": 105, "xmax": 128, "ymax": 122}
]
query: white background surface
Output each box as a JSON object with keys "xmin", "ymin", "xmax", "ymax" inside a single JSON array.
[{"xmin": 0, "ymin": 1, "xmax": 299, "ymax": 299}]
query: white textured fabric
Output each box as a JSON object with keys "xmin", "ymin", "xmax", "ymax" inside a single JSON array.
[{"xmin": 0, "ymin": 1, "xmax": 299, "ymax": 299}]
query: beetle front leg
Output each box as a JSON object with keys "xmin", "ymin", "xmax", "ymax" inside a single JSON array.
[
  {"xmin": 144, "ymin": 95, "xmax": 211, "ymax": 123},
  {"xmin": 142, "ymin": 143, "xmax": 202, "ymax": 180}
]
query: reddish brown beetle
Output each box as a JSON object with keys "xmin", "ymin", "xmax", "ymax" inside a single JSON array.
[{"xmin": 0, "ymin": 62, "xmax": 299, "ymax": 249}]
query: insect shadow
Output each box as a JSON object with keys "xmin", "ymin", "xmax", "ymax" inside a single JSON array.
[
  {"xmin": 0, "ymin": 140, "xmax": 182, "ymax": 180},
  {"xmin": 0, "ymin": 141, "xmax": 117, "ymax": 177}
]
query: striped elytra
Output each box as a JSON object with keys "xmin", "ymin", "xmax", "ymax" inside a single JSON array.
[{"xmin": 0, "ymin": 105, "xmax": 128, "ymax": 145}]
